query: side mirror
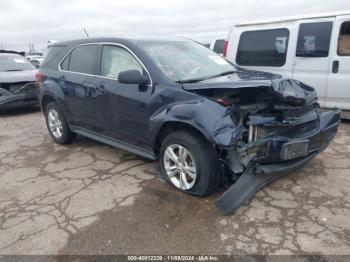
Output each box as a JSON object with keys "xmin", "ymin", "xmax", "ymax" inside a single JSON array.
[{"xmin": 118, "ymin": 69, "xmax": 149, "ymax": 85}]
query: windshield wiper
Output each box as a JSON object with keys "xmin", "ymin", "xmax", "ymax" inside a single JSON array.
[
  {"xmin": 176, "ymin": 77, "xmax": 207, "ymax": 84},
  {"xmin": 204, "ymin": 70, "xmax": 237, "ymax": 80},
  {"xmin": 176, "ymin": 70, "xmax": 237, "ymax": 84},
  {"xmin": 5, "ymin": 69, "xmax": 24, "ymax": 72}
]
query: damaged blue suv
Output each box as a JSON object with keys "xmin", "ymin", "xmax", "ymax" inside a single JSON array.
[{"xmin": 38, "ymin": 38, "xmax": 340, "ymax": 214}]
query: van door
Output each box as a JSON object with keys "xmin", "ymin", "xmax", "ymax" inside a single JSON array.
[
  {"xmin": 292, "ymin": 20, "xmax": 334, "ymax": 108},
  {"xmin": 327, "ymin": 15, "xmax": 350, "ymax": 111}
]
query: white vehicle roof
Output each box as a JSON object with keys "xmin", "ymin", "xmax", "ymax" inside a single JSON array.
[{"xmin": 234, "ymin": 10, "xmax": 350, "ymax": 27}]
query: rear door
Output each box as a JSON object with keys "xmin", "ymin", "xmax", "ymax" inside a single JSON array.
[
  {"xmin": 327, "ymin": 15, "xmax": 350, "ymax": 110},
  {"xmin": 59, "ymin": 44, "xmax": 100, "ymax": 130},
  {"xmin": 292, "ymin": 19, "xmax": 334, "ymax": 107}
]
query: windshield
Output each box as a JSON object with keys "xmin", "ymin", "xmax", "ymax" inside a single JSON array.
[
  {"xmin": 139, "ymin": 40, "xmax": 237, "ymax": 82},
  {"xmin": 0, "ymin": 55, "xmax": 35, "ymax": 72}
]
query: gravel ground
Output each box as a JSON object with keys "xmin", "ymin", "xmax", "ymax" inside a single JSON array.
[{"xmin": 0, "ymin": 108, "xmax": 349, "ymax": 255}]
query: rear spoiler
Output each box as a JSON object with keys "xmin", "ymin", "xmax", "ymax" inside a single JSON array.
[{"xmin": 0, "ymin": 50, "xmax": 25, "ymax": 56}]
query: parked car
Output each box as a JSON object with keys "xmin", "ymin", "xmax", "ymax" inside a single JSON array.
[
  {"xmin": 38, "ymin": 38, "xmax": 340, "ymax": 214},
  {"xmin": 29, "ymin": 57, "xmax": 45, "ymax": 68},
  {"xmin": 224, "ymin": 10, "xmax": 350, "ymax": 118},
  {"xmin": 0, "ymin": 52, "xmax": 38, "ymax": 110},
  {"xmin": 209, "ymin": 39, "xmax": 226, "ymax": 55}
]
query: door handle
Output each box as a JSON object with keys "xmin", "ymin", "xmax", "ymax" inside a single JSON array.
[
  {"xmin": 96, "ymin": 85, "xmax": 105, "ymax": 94},
  {"xmin": 332, "ymin": 60, "xmax": 339, "ymax": 73},
  {"xmin": 58, "ymin": 76, "xmax": 65, "ymax": 82}
]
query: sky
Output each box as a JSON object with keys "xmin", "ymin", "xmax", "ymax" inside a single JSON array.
[{"xmin": 1, "ymin": 0, "xmax": 350, "ymax": 52}]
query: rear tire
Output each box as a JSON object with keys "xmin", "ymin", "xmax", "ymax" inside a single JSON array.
[
  {"xmin": 45, "ymin": 102, "xmax": 76, "ymax": 144},
  {"xmin": 159, "ymin": 130, "xmax": 221, "ymax": 196}
]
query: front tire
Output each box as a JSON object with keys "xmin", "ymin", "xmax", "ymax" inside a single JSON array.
[
  {"xmin": 159, "ymin": 130, "xmax": 221, "ymax": 196},
  {"xmin": 45, "ymin": 102, "xmax": 76, "ymax": 144}
]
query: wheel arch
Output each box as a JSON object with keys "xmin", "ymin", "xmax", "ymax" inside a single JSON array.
[
  {"xmin": 40, "ymin": 95, "xmax": 56, "ymax": 113},
  {"xmin": 154, "ymin": 121, "xmax": 215, "ymax": 157}
]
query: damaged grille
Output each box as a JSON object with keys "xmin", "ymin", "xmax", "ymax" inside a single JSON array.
[
  {"xmin": 276, "ymin": 103, "xmax": 317, "ymax": 118},
  {"xmin": 0, "ymin": 82, "xmax": 36, "ymax": 95},
  {"xmin": 255, "ymin": 119, "xmax": 319, "ymax": 140}
]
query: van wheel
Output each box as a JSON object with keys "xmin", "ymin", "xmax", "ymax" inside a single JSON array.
[
  {"xmin": 159, "ymin": 130, "xmax": 220, "ymax": 196},
  {"xmin": 45, "ymin": 102, "xmax": 76, "ymax": 144}
]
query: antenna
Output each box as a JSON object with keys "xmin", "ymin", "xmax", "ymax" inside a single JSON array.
[{"xmin": 83, "ymin": 27, "xmax": 90, "ymax": 38}]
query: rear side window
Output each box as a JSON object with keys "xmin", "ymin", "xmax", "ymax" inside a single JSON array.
[
  {"xmin": 296, "ymin": 22, "xmax": 333, "ymax": 57},
  {"xmin": 66, "ymin": 44, "xmax": 99, "ymax": 74},
  {"xmin": 338, "ymin": 21, "xmax": 350, "ymax": 56},
  {"xmin": 40, "ymin": 45, "xmax": 66, "ymax": 69},
  {"xmin": 236, "ymin": 28, "xmax": 289, "ymax": 67},
  {"xmin": 213, "ymin": 39, "xmax": 225, "ymax": 54}
]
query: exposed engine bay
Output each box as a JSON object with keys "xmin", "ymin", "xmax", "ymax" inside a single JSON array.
[
  {"xmin": 190, "ymin": 80, "xmax": 325, "ymax": 180},
  {"xmin": 185, "ymin": 78, "xmax": 340, "ymax": 214}
]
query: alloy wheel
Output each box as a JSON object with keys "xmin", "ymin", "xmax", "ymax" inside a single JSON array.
[
  {"xmin": 163, "ymin": 144, "xmax": 197, "ymax": 190},
  {"xmin": 47, "ymin": 109, "xmax": 63, "ymax": 138}
]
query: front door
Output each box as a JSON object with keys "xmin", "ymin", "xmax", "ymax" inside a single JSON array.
[
  {"xmin": 292, "ymin": 19, "xmax": 334, "ymax": 108},
  {"xmin": 94, "ymin": 44, "xmax": 154, "ymax": 150},
  {"xmin": 327, "ymin": 15, "xmax": 350, "ymax": 111}
]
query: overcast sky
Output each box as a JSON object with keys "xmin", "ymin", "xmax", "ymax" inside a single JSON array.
[{"xmin": 1, "ymin": 0, "xmax": 350, "ymax": 52}]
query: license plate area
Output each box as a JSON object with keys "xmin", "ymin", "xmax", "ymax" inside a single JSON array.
[{"xmin": 280, "ymin": 140, "xmax": 309, "ymax": 160}]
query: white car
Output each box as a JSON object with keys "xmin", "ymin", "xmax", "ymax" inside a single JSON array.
[
  {"xmin": 29, "ymin": 57, "xmax": 45, "ymax": 68},
  {"xmin": 224, "ymin": 10, "xmax": 350, "ymax": 117}
]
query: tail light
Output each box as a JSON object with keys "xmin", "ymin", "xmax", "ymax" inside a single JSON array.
[
  {"xmin": 35, "ymin": 72, "xmax": 42, "ymax": 88},
  {"xmin": 222, "ymin": 40, "xmax": 228, "ymax": 57}
]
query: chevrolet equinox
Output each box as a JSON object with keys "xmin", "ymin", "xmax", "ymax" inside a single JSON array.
[{"xmin": 38, "ymin": 38, "xmax": 340, "ymax": 214}]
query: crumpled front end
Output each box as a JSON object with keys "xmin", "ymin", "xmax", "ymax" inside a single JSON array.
[
  {"xmin": 216, "ymin": 108, "xmax": 340, "ymax": 214},
  {"xmin": 184, "ymin": 77, "xmax": 341, "ymax": 214},
  {"xmin": 0, "ymin": 81, "xmax": 38, "ymax": 109}
]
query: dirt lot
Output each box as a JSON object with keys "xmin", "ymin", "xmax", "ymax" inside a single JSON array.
[{"xmin": 0, "ymin": 108, "xmax": 350, "ymax": 255}]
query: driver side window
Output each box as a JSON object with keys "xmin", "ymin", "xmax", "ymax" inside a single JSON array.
[{"xmin": 100, "ymin": 45, "xmax": 143, "ymax": 79}]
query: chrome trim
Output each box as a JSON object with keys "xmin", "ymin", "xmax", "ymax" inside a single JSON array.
[{"xmin": 58, "ymin": 42, "xmax": 153, "ymax": 86}]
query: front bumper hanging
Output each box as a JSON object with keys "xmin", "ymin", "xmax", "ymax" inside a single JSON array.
[{"xmin": 215, "ymin": 109, "xmax": 341, "ymax": 215}]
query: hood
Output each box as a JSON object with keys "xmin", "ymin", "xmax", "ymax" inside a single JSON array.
[
  {"xmin": 183, "ymin": 70, "xmax": 316, "ymax": 106},
  {"xmin": 0, "ymin": 70, "xmax": 36, "ymax": 83}
]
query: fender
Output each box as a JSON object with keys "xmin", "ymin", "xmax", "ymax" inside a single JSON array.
[
  {"xmin": 39, "ymin": 76, "xmax": 72, "ymax": 123},
  {"xmin": 149, "ymin": 98, "xmax": 241, "ymax": 147}
]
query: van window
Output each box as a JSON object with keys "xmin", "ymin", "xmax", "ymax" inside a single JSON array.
[
  {"xmin": 213, "ymin": 40, "xmax": 225, "ymax": 54},
  {"xmin": 296, "ymin": 22, "xmax": 333, "ymax": 57},
  {"xmin": 236, "ymin": 28, "xmax": 289, "ymax": 67},
  {"xmin": 338, "ymin": 21, "xmax": 350, "ymax": 56},
  {"xmin": 100, "ymin": 45, "xmax": 143, "ymax": 79},
  {"xmin": 68, "ymin": 44, "xmax": 99, "ymax": 74}
]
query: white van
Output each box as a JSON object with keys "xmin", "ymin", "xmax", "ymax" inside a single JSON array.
[{"xmin": 224, "ymin": 11, "xmax": 350, "ymax": 116}]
